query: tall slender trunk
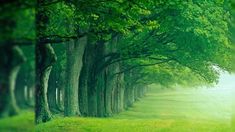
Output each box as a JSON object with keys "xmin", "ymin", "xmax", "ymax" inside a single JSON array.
[
  {"xmin": 138, "ymin": 86, "xmax": 144, "ymax": 98},
  {"xmin": 87, "ymin": 41, "xmax": 107, "ymax": 117},
  {"xmin": 104, "ymin": 70, "xmax": 114, "ymax": 116},
  {"xmin": 117, "ymin": 73, "xmax": 125, "ymax": 112},
  {"xmin": 64, "ymin": 36, "xmax": 87, "ymax": 116},
  {"xmin": 78, "ymin": 48, "xmax": 89, "ymax": 116},
  {"xmin": 79, "ymin": 43, "xmax": 96, "ymax": 117},
  {"xmin": 123, "ymin": 87, "xmax": 129, "ymax": 109},
  {"xmin": 48, "ymin": 68, "xmax": 58, "ymax": 113},
  {"xmin": 87, "ymin": 44, "xmax": 99, "ymax": 117},
  {"xmin": 15, "ymin": 62, "xmax": 35, "ymax": 108},
  {"xmin": 26, "ymin": 86, "xmax": 34, "ymax": 107},
  {"xmin": 15, "ymin": 71, "xmax": 27, "ymax": 108},
  {"xmin": 134, "ymin": 86, "xmax": 139, "ymax": 101},
  {"xmin": 113, "ymin": 72, "xmax": 125, "ymax": 113},
  {"xmin": 104, "ymin": 37, "xmax": 122, "ymax": 115},
  {"xmin": 0, "ymin": 46, "xmax": 25, "ymax": 117},
  {"xmin": 129, "ymin": 87, "xmax": 135, "ymax": 106},
  {"xmin": 96, "ymin": 71, "xmax": 106, "ymax": 117},
  {"xmin": 0, "ymin": 7, "xmax": 25, "ymax": 117},
  {"xmin": 113, "ymin": 85, "xmax": 119, "ymax": 113},
  {"xmin": 56, "ymin": 61, "xmax": 65, "ymax": 112},
  {"xmin": 124, "ymin": 72, "xmax": 135, "ymax": 108},
  {"xmin": 57, "ymin": 87, "xmax": 64, "ymax": 112}
]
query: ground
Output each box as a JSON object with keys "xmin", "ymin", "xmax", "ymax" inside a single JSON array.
[{"xmin": 0, "ymin": 87, "xmax": 233, "ymax": 132}]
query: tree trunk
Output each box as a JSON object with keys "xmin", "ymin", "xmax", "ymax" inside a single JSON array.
[
  {"xmin": 15, "ymin": 62, "xmax": 35, "ymax": 108},
  {"xmin": 15, "ymin": 71, "xmax": 27, "ymax": 108},
  {"xmin": 87, "ymin": 44, "xmax": 99, "ymax": 117},
  {"xmin": 57, "ymin": 87, "xmax": 64, "ymax": 112},
  {"xmin": 104, "ymin": 70, "xmax": 114, "ymax": 116},
  {"xmin": 113, "ymin": 86, "xmax": 118, "ymax": 113},
  {"xmin": 48, "ymin": 68, "xmax": 58, "ymax": 113},
  {"xmin": 123, "ymin": 72, "xmax": 136, "ymax": 108},
  {"xmin": 64, "ymin": 36, "xmax": 87, "ymax": 116},
  {"xmin": 134, "ymin": 86, "xmax": 139, "ymax": 101},
  {"xmin": 117, "ymin": 73, "xmax": 125, "ymax": 112},
  {"xmin": 129, "ymin": 87, "xmax": 135, "ymax": 106},
  {"xmin": 88, "ymin": 81, "xmax": 98, "ymax": 116},
  {"xmin": 123, "ymin": 87, "xmax": 129, "ymax": 109},
  {"xmin": 104, "ymin": 37, "xmax": 124, "ymax": 115},
  {"xmin": 96, "ymin": 71, "xmax": 106, "ymax": 117},
  {"xmin": 0, "ymin": 46, "xmax": 25, "ymax": 117},
  {"xmin": 87, "ymin": 42, "xmax": 107, "ymax": 117},
  {"xmin": 35, "ymin": 44, "xmax": 56, "ymax": 124},
  {"xmin": 139, "ymin": 86, "xmax": 144, "ymax": 98},
  {"xmin": 26, "ymin": 86, "xmax": 34, "ymax": 107},
  {"xmin": 79, "ymin": 42, "xmax": 97, "ymax": 117},
  {"xmin": 35, "ymin": 0, "xmax": 57, "ymax": 124},
  {"xmin": 79, "ymin": 46, "xmax": 89, "ymax": 116},
  {"xmin": 88, "ymin": 84, "xmax": 98, "ymax": 116}
]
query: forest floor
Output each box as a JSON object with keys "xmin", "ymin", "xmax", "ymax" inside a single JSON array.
[{"xmin": 0, "ymin": 87, "xmax": 233, "ymax": 132}]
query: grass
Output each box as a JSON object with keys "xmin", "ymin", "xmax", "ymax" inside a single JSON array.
[
  {"xmin": 35, "ymin": 117, "xmax": 230, "ymax": 132},
  {"xmin": 0, "ymin": 111, "xmax": 34, "ymax": 132},
  {"xmin": 36, "ymin": 87, "xmax": 232, "ymax": 132},
  {"xmin": 0, "ymin": 87, "xmax": 233, "ymax": 131}
]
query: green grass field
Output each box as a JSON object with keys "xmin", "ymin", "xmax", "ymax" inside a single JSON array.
[
  {"xmin": 0, "ymin": 111, "xmax": 34, "ymax": 132},
  {"xmin": 0, "ymin": 87, "xmax": 233, "ymax": 132}
]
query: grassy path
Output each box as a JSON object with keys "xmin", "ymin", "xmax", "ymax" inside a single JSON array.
[
  {"xmin": 0, "ymin": 87, "xmax": 233, "ymax": 132},
  {"xmin": 36, "ymin": 87, "xmax": 232, "ymax": 132},
  {"xmin": 116, "ymin": 87, "xmax": 231, "ymax": 121}
]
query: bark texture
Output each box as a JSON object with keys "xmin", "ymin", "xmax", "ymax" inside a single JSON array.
[
  {"xmin": 78, "ymin": 47, "xmax": 89, "ymax": 116},
  {"xmin": 48, "ymin": 68, "xmax": 59, "ymax": 113},
  {"xmin": 35, "ymin": 44, "xmax": 56, "ymax": 124},
  {"xmin": 64, "ymin": 36, "xmax": 87, "ymax": 116}
]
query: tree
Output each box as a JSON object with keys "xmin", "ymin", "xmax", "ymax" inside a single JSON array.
[
  {"xmin": 0, "ymin": 2, "xmax": 28, "ymax": 117},
  {"xmin": 35, "ymin": 0, "xmax": 57, "ymax": 124}
]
